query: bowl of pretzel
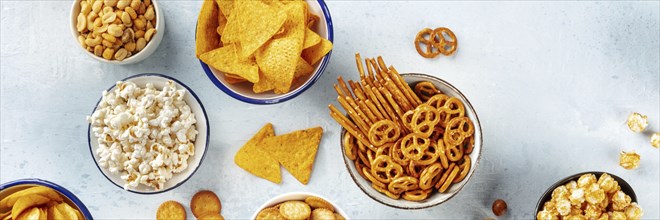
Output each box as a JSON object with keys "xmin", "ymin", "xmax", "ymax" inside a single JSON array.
[{"xmin": 328, "ymin": 54, "xmax": 482, "ymax": 209}]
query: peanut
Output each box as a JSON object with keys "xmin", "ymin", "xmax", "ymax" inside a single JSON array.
[
  {"xmin": 102, "ymin": 39, "xmax": 113, "ymax": 48},
  {"xmin": 117, "ymin": 0, "xmax": 130, "ymax": 9},
  {"xmin": 144, "ymin": 28, "xmax": 156, "ymax": 42},
  {"xmin": 125, "ymin": 7, "xmax": 137, "ymax": 19},
  {"xmin": 114, "ymin": 48, "xmax": 128, "ymax": 61},
  {"xmin": 130, "ymin": 0, "xmax": 140, "ymax": 10},
  {"xmin": 92, "ymin": 1, "xmax": 103, "ymax": 13},
  {"xmin": 103, "ymin": 0, "xmax": 117, "ymax": 7},
  {"xmin": 136, "ymin": 37, "xmax": 146, "ymax": 51},
  {"xmin": 94, "ymin": 45, "xmax": 104, "ymax": 56},
  {"xmin": 107, "ymin": 24, "xmax": 123, "ymax": 37},
  {"xmin": 77, "ymin": 13, "xmax": 87, "ymax": 32},
  {"xmin": 77, "ymin": 35, "xmax": 87, "ymax": 48},
  {"xmin": 102, "ymin": 48, "xmax": 115, "ymax": 60},
  {"xmin": 124, "ymin": 41, "xmax": 136, "ymax": 52},
  {"xmin": 84, "ymin": 35, "xmax": 102, "ymax": 47},
  {"xmin": 101, "ymin": 11, "xmax": 116, "ymax": 24},
  {"xmin": 101, "ymin": 33, "xmax": 116, "ymax": 43},
  {"xmin": 144, "ymin": 5, "xmax": 155, "ymax": 21},
  {"xmin": 81, "ymin": 1, "xmax": 92, "ymax": 16},
  {"xmin": 121, "ymin": 11, "xmax": 131, "ymax": 25}
]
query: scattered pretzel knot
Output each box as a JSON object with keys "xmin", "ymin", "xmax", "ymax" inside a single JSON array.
[{"xmin": 414, "ymin": 27, "xmax": 458, "ymax": 58}]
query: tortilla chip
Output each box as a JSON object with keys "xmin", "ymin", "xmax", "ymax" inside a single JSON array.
[
  {"xmin": 196, "ymin": 0, "xmax": 221, "ymax": 58},
  {"xmin": 306, "ymin": 13, "xmax": 319, "ymax": 28},
  {"xmin": 252, "ymin": 71, "xmax": 275, "ymax": 93},
  {"xmin": 215, "ymin": 0, "xmax": 234, "ymax": 17},
  {"xmin": 224, "ymin": 73, "xmax": 247, "ymax": 84},
  {"xmin": 254, "ymin": 2, "xmax": 306, "ymax": 94},
  {"xmin": 294, "ymin": 57, "xmax": 314, "ymax": 79},
  {"xmin": 302, "ymin": 38, "xmax": 332, "ymax": 65},
  {"xmin": 216, "ymin": 6, "xmax": 227, "ymax": 36},
  {"xmin": 234, "ymin": 123, "xmax": 281, "ymax": 184},
  {"xmin": 222, "ymin": 0, "xmax": 287, "ymax": 58},
  {"xmin": 258, "ymin": 127, "xmax": 323, "ymax": 185},
  {"xmin": 200, "ymin": 44, "xmax": 260, "ymax": 83},
  {"xmin": 302, "ymin": 28, "xmax": 321, "ymax": 49}
]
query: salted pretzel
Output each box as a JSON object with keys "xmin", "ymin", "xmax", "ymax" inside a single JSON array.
[
  {"xmin": 414, "ymin": 81, "xmax": 441, "ymax": 102},
  {"xmin": 373, "ymin": 183, "xmax": 400, "ymax": 200},
  {"xmin": 368, "ymin": 119, "xmax": 401, "ymax": 146},
  {"xmin": 371, "ymin": 155, "xmax": 404, "ymax": 184},
  {"xmin": 363, "ymin": 167, "xmax": 386, "ymax": 189},
  {"xmin": 389, "ymin": 139, "xmax": 409, "ymax": 166},
  {"xmin": 407, "ymin": 161, "xmax": 424, "ymax": 179},
  {"xmin": 402, "ymin": 189, "xmax": 432, "ymax": 201},
  {"xmin": 426, "ymin": 94, "xmax": 450, "ymax": 109},
  {"xmin": 414, "ymin": 28, "xmax": 441, "ymax": 58},
  {"xmin": 401, "ymin": 110, "xmax": 415, "ymax": 130},
  {"xmin": 419, "ymin": 162, "xmax": 443, "ymax": 190},
  {"xmin": 436, "ymin": 140, "xmax": 450, "ymax": 169},
  {"xmin": 453, "ymin": 155, "xmax": 471, "ymax": 183},
  {"xmin": 437, "ymin": 164, "xmax": 460, "ymax": 193},
  {"xmin": 445, "ymin": 141, "xmax": 464, "ymax": 162},
  {"xmin": 432, "ymin": 27, "xmax": 458, "ymax": 56},
  {"xmin": 400, "ymin": 133, "xmax": 430, "ymax": 161},
  {"xmin": 388, "ymin": 176, "xmax": 419, "ymax": 195},
  {"xmin": 437, "ymin": 97, "xmax": 465, "ymax": 127},
  {"xmin": 343, "ymin": 132, "xmax": 358, "ymax": 161},
  {"xmin": 410, "ymin": 104, "xmax": 441, "ymax": 138},
  {"xmin": 444, "ymin": 116, "xmax": 474, "ymax": 146},
  {"xmin": 415, "ymin": 141, "xmax": 439, "ymax": 166}
]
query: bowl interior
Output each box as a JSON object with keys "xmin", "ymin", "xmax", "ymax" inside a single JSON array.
[
  {"xmin": 250, "ymin": 192, "xmax": 348, "ymax": 219},
  {"xmin": 201, "ymin": 0, "xmax": 332, "ymax": 103},
  {"xmin": 0, "ymin": 180, "xmax": 93, "ymax": 219},
  {"xmin": 340, "ymin": 73, "xmax": 483, "ymax": 209},
  {"xmin": 70, "ymin": 0, "xmax": 164, "ymax": 65},
  {"xmin": 88, "ymin": 73, "xmax": 208, "ymax": 194},
  {"xmin": 534, "ymin": 171, "xmax": 637, "ymax": 216}
]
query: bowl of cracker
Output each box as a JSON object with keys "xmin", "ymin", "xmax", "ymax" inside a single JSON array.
[
  {"xmin": 535, "ymin": 171, "xmax": 643, "ymax": 219},
  {"xmin": 0, "ymin": 179, "xmax": 93, "ymax": 220},
  {"xmin": 196, "ymin": 0, "xmax": 333, "ymax": 104},
  {"xmin": 329, "ymin": 54, "xmax": 483, "ymax": 209},
  {"xmin": 87, "ymin": 73, "xmax": 209, "ymax": 194},
  {"xmin": 70, "ymin": 0, "xmax": 164, "ymax": 64},
  {"xmin": 251, "ymin": 192, "xmax": 348, "ymax": 220}
]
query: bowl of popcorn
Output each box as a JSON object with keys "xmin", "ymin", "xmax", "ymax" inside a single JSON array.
[
  {"xmin": 71, "ymin": 0, "xmax": 164, "ymax": 64},
  {"xmin": 535, "ymin": 172, "xmax": 643, "ymax": 220},
  {"xmin": 87, "ymin": 73, "xmax": 209, "ymax": 194},
  {"xmin": 251, "ymin": 192, "xmax": 348, "ymax": 220}
]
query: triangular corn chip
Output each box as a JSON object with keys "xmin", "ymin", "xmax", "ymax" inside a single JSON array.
[
  {"xmin": 258, "ymin": 127, "xmax": 323, "ymax": 185},
  {"xmin": 234, "ymin": 123, "xmax": 281, "ymax": 184},
  {"xmin": 200, "ymin": 44, "xmax": 260, "ymax": 83},
  {"xmin": 196, "ymin": 0, "xmax": 221, "ymax": 58}
]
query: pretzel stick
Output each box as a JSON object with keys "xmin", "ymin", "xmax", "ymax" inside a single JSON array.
[
  {"xmin": 384, "ymin": 67, "xmax": 418, "ymax": 108},
  {"xmin": 349, "ymin": 81, "xmax": 367, "ymax": 102},
  {"xmin": 384, "ymin": 80, "xmax": 413, "ymax": 111},
  {"xmin": 329, "ymin": 105, "xmax": 372, "ymax": 147},
  {"xmin": 363, "ymin": 99, "xmax": 385, "ymax": 121},
  {"xmin": 379, "ymin": 87, "xmax": 406, "ymax": 119},
  {"xmin": 389, "ymin": 67, "xmax": 422, "ymax": 106},
  {"xmin": 371, "ymin": 86, "xmax": 400, "ymax": 123},
  {"xmin": 355, "ymin": 53, "xmax": 366, "ymax": 80},
  {"xmin": 363, "ymin": 83, "xmax": 391, "ymax": 121},
  {"xmin": 346, "ymin": 96, "xmax": 377, "ymax": 126},
  {"xmin": 376, "ymin": 56, "xmax": 389, "ymax": 73},
  {"xmin": 367, "ymin": 58, "xmax": 379, "ymax": 80},
  {"xmin": 357, "ymin": 99, "xmax": 379, "ymax": 123},
  {"xmin": 333, "ymin": 84, "xmax": 345, "ymax": 97},
  {"xmin": 337, "ymin": 96, "xmax": 371, "ymax": 135},
  {"xmin": 337, "ymin": 76, "xmax": 353, "ymax": 99}
]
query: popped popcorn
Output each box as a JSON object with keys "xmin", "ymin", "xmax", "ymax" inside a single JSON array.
[
  {"xmin": 626, "ymin": 112, "xmax": 648, "ymax": 133},
  {"xmin": 619, "ymin": 151, "xmax": 640, "ymax": 170},
  {"xmin": 88, "ymin": 80, "xmax": 197, "ymax": 190}
]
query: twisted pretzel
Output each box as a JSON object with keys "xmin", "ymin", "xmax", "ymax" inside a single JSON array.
[
  {"xmin": 402, "ymin": 189, "xmax": 432, "ymax": 201},
  {"xmin": 444, "ymin": 116, "xmax": 474, "ymax": 146},
  {"xmin": 436, "ymin": 140, "xmax": 450, "ymax": 169},
  {"xmin": 389, "ymin": 139, "xmax": 409, "ymax": 166},
  {"xmin": 437, "ymin": 164, "xmax": 460, "ymax": 193},
  {"xmin": 414, "ymin": 81, "xmax": 440, "ymax": 102},
  {"xmin": 373, "ymin": 183, "xmax": 400, "ymax": 200},
  {"xmin": 452, "ymin": 155, "xmax": 471, "ymax": 183},
  {"xmin": 414, "ymin": 28, "xmax": 441, "ymax": 58},
  {"xmin": 432, "ymin": 27, "xmax": 458, "ymax": 56},
  {"xmin": 401, "ymin": 110, "xmax": 415, "ymax": 130},
  {"xmin": 343, "ymin": 132, "xmax": 358, "ymax": 161},
  {"xmin": 438, "ymin": 97, "xmax": 465, "ymax": 127},
  {"xmin": 426, "ymin": 94, "xmax": 450, "ymax": 109},
  {"xmin": 371, "ymin": 155, "xmax": 404, "ymax": 183},
  {"xmin": 419, "ymin": 162, "xmax": 443, "ymax": 190},
  {"xmin": 363, "ymin": 167, "xmax": 386, "ymax": 189},
  {"xmin": 462, "ymin": 136, "xmax": 474, "ymax": 154},
  {"xmin": 388, "ymin": 176, "xmax": 419, "ymax": 194},
  {"xmin": 445, "ymin": 142, "xmax": 463, "ymax": 162},
  {"xmin": 410, "ymin": 104, "xmax": 441, "ymax": 138},
  {"xmin": 407, "ymin": 160, "xmax": 425, "ymax": 179},
  {"xmin": 400, "ymin": 133, "xmax": 430, "ymax": 161},
  {"xmin": 368, "ymin": 119, "xmax": 401, "ymax": 146},
  {"xmin": 415, "ymin": 141, "xmax": 439, "ymax": 166}
]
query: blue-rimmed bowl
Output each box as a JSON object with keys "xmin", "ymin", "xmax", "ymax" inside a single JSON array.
[
  {"xmin": 87, "ymin": 73, "xmax": 209, "ymax": 194},
  {"xmin": 200, "ymin": 0, "xmax": 333, "ymax": 104},
  {"xmin": 0, "ymin": 179, "xmax": 94, "ymax": 219}
]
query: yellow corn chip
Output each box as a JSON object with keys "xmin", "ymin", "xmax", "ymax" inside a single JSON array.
[
  {"xmin": 196, "ymin": 0, "xmax": 221, "ymax": 58},
  {"xmin": 255, "ymin": 2, "xmax": 306, "ymax": 94},
  {"xmin": 200, "ymin": 44, "xmax": 260, "ymax": 83},
  {"xmin": 222, "ymin": 0, "xmax": 287, "ymax": 58},
  {"xmin": 252, "ymin": 71, "xmax": 275, "ymax": 93},
  {"xmin": 224, "ymin": 73, "xmax": 247, "ymax": 84},
  {"xmin": 258, "ymin": 127, "xmax": 323, "ymax": 185},
  {"xmin": 302, "ymin": 38, "xmax": 332, "ymax": 65},
  {"xmin": 306, "ymin": 14, "xmax": 319, "ymax": 28},
  {"xmin": 216, "ymin": 6, "xmax": 227, "ymax": 36},
  {"xmin": 234, "ymin": 123, "xmax": 281, "ymax": 184},
  {"xmin": 215, "ymin": 0, "xmax": 234, "ymax": 17},
  {"xmin": 302, "ymin": 28, "xmax": 321, "ymax": 49},
  {"xmin": 294, "ymin": 57, "xmax": 314, "ymax": 79}
]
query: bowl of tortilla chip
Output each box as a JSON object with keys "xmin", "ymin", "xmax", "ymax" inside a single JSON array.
[{"xmin": 196, "ymin": 0, "xmax": 333, "ymax": 104}]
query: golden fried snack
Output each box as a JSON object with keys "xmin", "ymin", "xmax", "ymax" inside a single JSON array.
[
  {"xmin": 414, "ymin": 81, "xmax": 441, "ymax": 102},
  {"xmin": 156, "ymin": 201, "xmax": 186, "ymax": 220},
  {"xmin": 278, "ymin": 201, "xmax": 311, "ymax": 220},
  {"xmin": 432, "ymin": 27, "xmax": 458, "ymax": 56},
  {"xmin": 191, "ymin": 190, "xmax": 222, "ymax": 218},
  {"xmin": 414, "ymin": 28, "xmax": 441, "ymax": 58}
]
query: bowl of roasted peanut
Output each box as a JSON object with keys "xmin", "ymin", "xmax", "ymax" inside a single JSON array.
[
  {"xmin": 330, "ymin": 54, "xmax": 482, "ymax": 209},
  {"xmin": 535, "ymin": 171, "xmax": 643, "ymax": 220},
  {"xmin": 70, "ymin": 0, "xmax": 164, "ymax": 64}
]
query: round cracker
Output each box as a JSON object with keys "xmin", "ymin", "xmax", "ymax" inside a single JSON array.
[
  {"xmin": 304, "ymin": 196, "xmax": 334, "ymax": 212},
  {"xmin": 191, "ymin": 190, "xmax": 222, "ymax": 218},
  {"xmin": 311, "ymin": 208, "xmax": 336, "ymax": 220},
  {"xmin": 256, "ymin": 207, "xmax": 286, "ymax": 220},
  {"xmin": 156, "ymin": 200, "xmax": 186, "ymax": 220},
  {"xmin": 279, "ymin": 201, "xmax": 311, "ymax": 220},
  {"xmin": 198, "ymin": 212, "xmax": 225, "ymax": 220}
]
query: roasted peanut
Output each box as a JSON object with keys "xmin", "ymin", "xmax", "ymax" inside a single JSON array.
[
  {"xmin": 81, "ymin": 1, "xmax": 92, "ymax": 16},
  {"xmin": 94, "ymin": 45, "xmax": 104, "ymax": 56},
  {"xmin": 102, "ymin": 48, "xmax": 115, "ymax": 60},
  {"xmin": 125, "ymin": 6, "xmax": 137, "ymax": 19},
  {"xmin": 121, "ymin": 11, "xmax": 131, "ymax": 25},
  {"xmin": 107, "ymin": 24, "xmax": 123, "ymax": 37},
  {"xmin": 117, "ymin": 0, "xmax": 130, "ymax": 9},
  {"xmin": 135, "ymin": 30, "xmax": 144, "ymax": 38},
  {"xmin": 145, "ymin": 28, "xmax": 156, "ymax": 42},
  {"xmin": 144, "ymin": 5, "xmax": 155, "ymax": 21},
  {"xmin": 101, "ymin": 33, "xmax": 117, "ymax": 43},
  {"xmin": 92, "ymin": 1, "xmax": 103, "ymax": 13},
  {"xmin": 136, "ymin": 37, "xmax": 146, "ymax": 51},
  {"xmin": 130, "ymin": 0, "xmax": 140, "ymax": 10},
  {"xmin": 104, "ymin": 0, "xmax": 117, "ymax": 7},
  {"xmin": 124, "ymin": 41, "xmax": 136, "ymax": 52},
  {"xmin": 77, "ymin": 13, "xmax": 87, "ymax": 32},
  {"xmin": 114, "ymin": 48, "xmax": 128, "ymax": 61},
  {"xmin": 77, "ymin": 35, "xmax": 87, "ymax": 48},
  {"xmin": 102, "ymin": 39, "xmax": 113, "ymax": 47},
  {"xmin": 101, "ymin": 11, "xmax": 116, "ymax": 24},
  {"xmin": 84, "ymin": 35, "xmax": 102, "ymax": 47}
]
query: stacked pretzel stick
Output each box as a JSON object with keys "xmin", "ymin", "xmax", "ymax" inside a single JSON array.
[{"xmin": 328, "ymin": 53, "xmax": 475, "ymax": 201}]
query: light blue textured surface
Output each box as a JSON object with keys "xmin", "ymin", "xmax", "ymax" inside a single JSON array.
[{"xmin": 1, "ymin": 1, "xmax": 658, "ymax": 219}]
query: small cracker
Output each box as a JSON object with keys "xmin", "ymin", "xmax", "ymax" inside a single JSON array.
[
  {"xmin": 279, "ymin": 201, "xmax": 311, "ymax": 220},
  {"xmin": 198, "ymin": 212, "xmax": 225, "ymax": 220},
  {"xmin": 191, "ymin": 190, "xmax": 222, "ymax": 218},
  {"xmin": 256, "ymin": 207, "xmax": 286, "ymax": 220},
  {"xmin": 304, "ymin": 196, "xmax": 334, "ymax": 212},
  {"xmin": 310, "ymin": 208, "xmax": 335, "ymax": 220},
  {"xmin": 156, "ymin": 200, "xmax": 186, "ymax": 220}
]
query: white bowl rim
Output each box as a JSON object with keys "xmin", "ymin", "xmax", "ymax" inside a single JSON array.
[
  {"xmin": 249, "ymin": 191, "xmax": 349, "ymax": 219},
  {"xmin": 69, "ymin": 0, "xmax": 164, "ymax": 64},
  {"xmin": 86, "ymin": 73, "xmax": 210, "ymax": 194},
  {"xmin": 199, "ymin": 0, "xmax": 334, "ymax": 104},
  {"xmin": 339, "ymin": 73, "xmax": 483, "ymax": 209},
  {"xmin": 0, "ymin": 178, "xmax": 94, "ymax": 219}
]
